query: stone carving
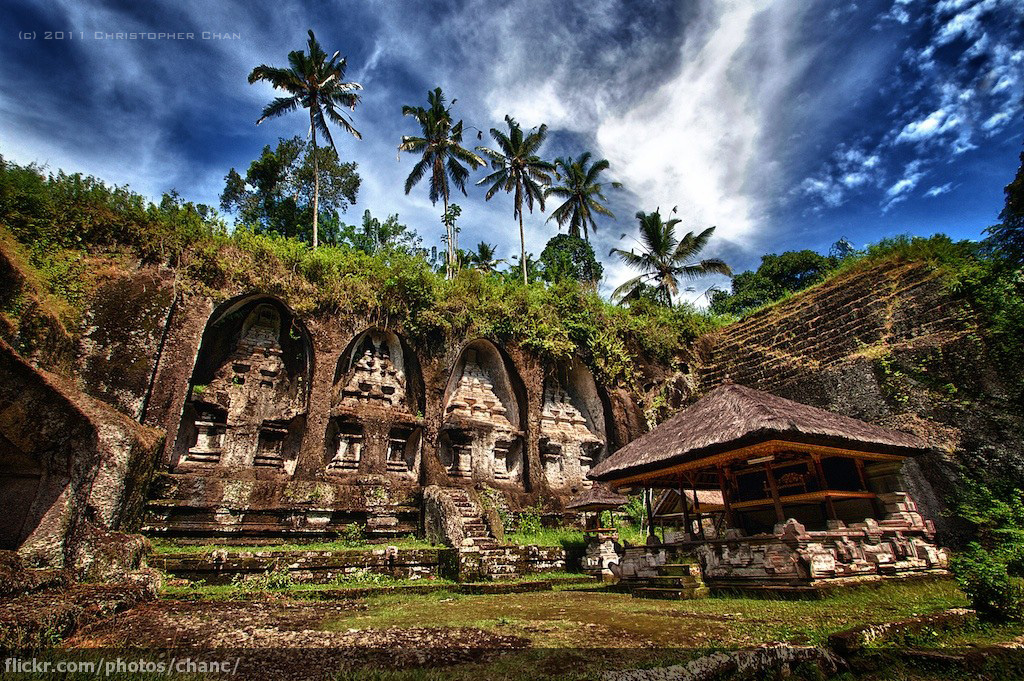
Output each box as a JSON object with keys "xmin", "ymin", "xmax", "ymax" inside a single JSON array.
[
  {"xmin": 692, "ymin": 492, "xmax": 948, "ymax": 586},
  {"xmin": 338, "ymin": 334, "xmax": 406, "ymax": 410},
  {"xmin": 442, "ymin": 348, "xmax": 522, "ymax": 483},
  {"xmin": 540, "ymin": 379, "xmax": 604, "ymax": 489},
  {"xmin": 328, "ymin": 422, "xmax": 363, "ymax": 471},
  {"xmin": 329, "ymin": 330, "xmax": 419, "ymax": 477},
  {"xmin": 186, "ymin": 304, "xmax": 305, "ymax": 471}
]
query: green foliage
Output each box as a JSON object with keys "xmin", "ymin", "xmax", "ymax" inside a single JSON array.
[
  {"xmin": 951, "ymin": 480, "xmax": 1024, "ymax": 621},
  {"xmin": 952, "ymin": 544, "xmax": 1024, "ymax": 622},
  {"xmin": 220, "ymin": 136, "xmax": 361, "ymax": 243},
  {"xmin": 710, "ymin": 249, "xmax": 837, "ymax": 316},
  {"xmin": 611, "ymin": 209, "xmax": 731, "ymax": 306},
  {"xmin": 539, "ymin": 234, "xmax": 603, "ymax": 284},
  {"xmin": 0, "ymin": 155, "xmax": 724, "ymax": 388},
  {"xmin": 340, "ymin": 522, "xmax": 366, "ymax": 545},
  {"xmin": 985, "ymin": 149, "xmax": 1024, "ymax": 266},
  {"xmin": 229, "ymin": 565, "xmax": 295, "ymax": 594},
  {"xmin": 514, "ymin": 503, "xmax": 544, "ymax": 537}
]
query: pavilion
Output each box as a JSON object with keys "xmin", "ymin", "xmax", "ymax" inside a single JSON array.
[{"xmin": 588, "ymin": 383, "xmax": 948, "ymax": 591}]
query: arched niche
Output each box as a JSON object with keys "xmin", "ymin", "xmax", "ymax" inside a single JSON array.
[
  {"xmin": 325, "ymin": 328, "xmax": 424, "ymax": 478},
  {"xmin": 540, "ymin": 360, "xmax": 608, "ymax": 490},
  {"xmin": 440, "ymin": 340, "xmax": 526, "ymax": 486},
  {"xmin": 173, "ymin": 295, "xmax": 312, "ymax": 475},
  {"xmin": 332, "ymin": 328, "xmax": 424, "ymax": 415}
]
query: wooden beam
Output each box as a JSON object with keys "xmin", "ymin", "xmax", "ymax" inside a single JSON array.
[
  {"xmin": 729, "ymin": 490, "xmax": 877, "ymax": 510},
  {"xmin": 605, "ymin": 440, "xmax": 907, "ymax": 489}
]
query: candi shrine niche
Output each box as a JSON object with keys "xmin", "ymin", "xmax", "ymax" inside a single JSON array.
[
  {"xmin": 440, "ymin": 340, "xmax": 525, "ymax": 487},
  {"xmin": 173, "ymin": 297, "xmax": 311, "ymax": 474},
  {"xmin": 540, "ymin": 361, "xmax": 607, "ymax": 490},
  {"xmin": 326, "ymin": 329, "xmax": 423, "ymax": 477}
]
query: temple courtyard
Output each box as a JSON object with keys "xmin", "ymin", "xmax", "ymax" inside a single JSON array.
[{"xmin": 12, "ymin": 577, "xmax": 1016, "ymax": 680}]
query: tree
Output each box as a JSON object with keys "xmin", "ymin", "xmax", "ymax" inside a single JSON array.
[
  {"xmin": 986, "ymin": 150, "xmax": 1024, "ymax": 266},
  {"xmin": 540, "ymin": 234, "xmax": 603, "ymax": 284},
  {"xmin": 477, "ymin": 116, "xmax": 554, "ymax": 285},
  {"xmin": 220, "ymin": 137, "xmax": 360, "ymax": 241},
  {"xmin": 544, "ymin": 152, "xmax": 620, "ymax": 241},
  {"xmin": 465, "ymin": 241, "xmax": 502, "ymax": 272},
  {"xmin": 708, "ymin": 250, "xmax": 836, "ymax": 316},
  {"xmin": 248, "ymin": 29, "xmax": 362, "ymax": 249},
  {"xmin": 337, "ymin": 209, "xmax": 420, "ymax": 254},
  {"xmin": 610, "ymin": 209, "xmax": 731, "ymax": 306},
  {"xmin": 398, "ymin": 88, "xmax": 484, "ymax": 278}
]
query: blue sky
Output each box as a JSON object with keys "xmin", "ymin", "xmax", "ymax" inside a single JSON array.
[{"xmin": 1, "ymin": 0, "xmax": 1021, "ymax": 302}]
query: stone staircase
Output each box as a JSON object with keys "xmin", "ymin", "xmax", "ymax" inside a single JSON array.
[
  {"xmin": 445, "ymin": 488, "xmax": 498, "ymax": 548},
  {"xmin": 630, "ymin": 560, "xmax": 710, "ymax": 600},
  {"xmin": 443, "ymin": 488, "xmax": 524, "ymax": 581}
]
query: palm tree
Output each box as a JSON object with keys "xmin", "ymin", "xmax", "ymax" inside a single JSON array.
[
  {"xmin": 248, "ymin": 29, "xmax": 362, "ymax": 249},
  {"xmin": 610, "ymin": 209, "xmax": 732, "ymax": 306},
  {"xmin": 545, "ymin": 152, "xmax": 620, "ymax": 241},
  {"xmin": 477, "ymin": 116, "xmax": 554, "ymax": 285},
  {"xmin": 465, "ymin": 242, "xmax": 502, "ymax": 272},
  {"xmin": 399, "ymin": 88, "xmax": 484, "ymax": 278}
]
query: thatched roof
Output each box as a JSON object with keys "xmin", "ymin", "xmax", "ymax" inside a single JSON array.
[
  {"xmin": 566, "ymin": 485, "xmax": 629, "ymax": 511},
  {"xmin": 589, "ymin": 383, "xmax": 926, "ymax": 484},
  {"xmin": 652, "ymin": 489, "xmax": 725, "ymax": 517}
]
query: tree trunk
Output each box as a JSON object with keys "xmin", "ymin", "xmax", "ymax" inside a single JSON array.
[
  {"xmin": 443, "ymin": 192, "xmax": 452, "ymax": 280},
  {"xmin": 519, "ymin": 211, "xmax": 527, "ymax": 286},
  {"xmin": 311, "ymin": 114, "xmax": 319, "ymax": 250}
]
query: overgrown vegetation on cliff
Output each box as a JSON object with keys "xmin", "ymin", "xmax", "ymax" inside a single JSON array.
[{"xmin": 0, "ymin": 155, "xmax": 723, "ymax": 387}]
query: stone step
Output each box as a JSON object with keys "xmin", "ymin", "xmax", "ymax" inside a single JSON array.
[
  {"xmin": 640, "ymin": 575, "xmax": 703, "ymax": 588},
  {"xmin": 633, "ymin": 586, "xmax": 710, "ymax": 601}
]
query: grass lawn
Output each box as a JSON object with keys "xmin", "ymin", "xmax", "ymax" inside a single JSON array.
[{"xmin": 325, "ymin": 578, "xmax": 966, "ymax": 648}]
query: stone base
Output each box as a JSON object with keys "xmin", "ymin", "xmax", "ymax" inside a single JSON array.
[{"xmin": 143, "ymin": 472, "xmax": 420, "ymax": 539}]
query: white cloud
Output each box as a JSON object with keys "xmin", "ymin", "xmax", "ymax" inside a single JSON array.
[
  {"xmin": 594, "ymin": 1, "xmax": 811, "ymax": 252},
  {"xmin": 895, "ymin": 108, "xmax": 961, "ymax": 142},
  {"xmin": 925, "ymin": 182, "xmax": 954, "ymax": 196},
  {"xmin": 883, "ymin": 160, "xmax": 926, "ymax": 210}
]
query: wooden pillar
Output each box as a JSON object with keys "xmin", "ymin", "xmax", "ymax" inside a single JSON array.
[
  {"xmin": 764, "ymin": 463, "xmax": 786, "ymax": 523},
  {"xmin": 812, "ymin": 455, "xmax": 837, "ymax": 521},
  {"xmin": 678, "ymin": 475, "xmax": 693, "ymax": 541},
  {"xmin": 717, "ymin": 465, "xmax": 735, "ymax": 528},
  {"xmin": 691, "ymin": 474, "xmax": 706, "ymax": 540}
]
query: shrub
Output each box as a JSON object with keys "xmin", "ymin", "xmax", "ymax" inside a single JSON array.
[{"xmin": 952, "ymin": 543, "xmax": 1024, "ymax": 621}]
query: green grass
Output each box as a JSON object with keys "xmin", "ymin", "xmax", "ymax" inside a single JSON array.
[
  {"xmin": 149, "ymin": 536, "xmax": 438, "ymax": 555},
  {"xmin": 324, "ymin": 577, "xmax": 966, "ymax": 648},
  {"xmin": 505, "ymin": 523, "xmax": 650, "ymax": 548}
]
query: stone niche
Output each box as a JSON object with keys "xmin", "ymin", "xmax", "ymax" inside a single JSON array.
[
  {"xmin": 325, "ymin": 329, "xmax": 423, "ymax": 478},
  {"xmin": 440, "ymin": 340, "xmax": 525, "ymax": 487},
  {"xmin": 173, "ymin": 297, "xmax": 311, "ymax": 475},
  {"xmin": 540, "ymin": 361, "xmax": 607, "ymax": 491}
]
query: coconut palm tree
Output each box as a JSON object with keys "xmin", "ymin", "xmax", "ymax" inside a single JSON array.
[
  {"xmin": 545, "ymin": 152, "xmax": 620, "ymax": 241},
  {"xmin": 465, "ymin": 241, "xmax": 502, "ymax": 272},
  {"xmin": 248, "ymin": 29, "xmax": 362, "ymax": 250},
  {"xmin": 399, "ymin": 88, "xmax": 484, "ymax": 278},
  {"xmin": 477, "ymin": 116, "xmax": 554, "ymax": 285},
  {"xmin": 610, "ymin": 209, "xmax": 732, "ymax": 306}
]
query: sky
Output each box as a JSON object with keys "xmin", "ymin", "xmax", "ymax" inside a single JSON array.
[{"xmin": 1, "ymin": 0, "xmax": 1021, "ymax": 303}]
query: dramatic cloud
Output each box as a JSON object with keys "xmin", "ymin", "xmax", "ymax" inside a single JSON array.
[{"xmin": 0, "ymin": 0, "xmax": 1019, "ymax": 296}]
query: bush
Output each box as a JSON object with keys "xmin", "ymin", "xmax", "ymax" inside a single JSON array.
[{"xmin": 952, "ymin": 544, "xmax": 1024, "ymax": 621}]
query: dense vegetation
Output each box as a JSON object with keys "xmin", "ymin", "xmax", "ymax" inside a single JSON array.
[{"xmin": 0, "ymin": 154, "xmax": 723, "ymax": 388}]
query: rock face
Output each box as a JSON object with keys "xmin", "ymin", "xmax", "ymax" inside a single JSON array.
[
  {"xmin": 2, "ymin": 250, "xmax": 1018, "ymax": 552},
  {"xmin": 0, "ymin": 339, "xmax": 163, "ymax": 573}
]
